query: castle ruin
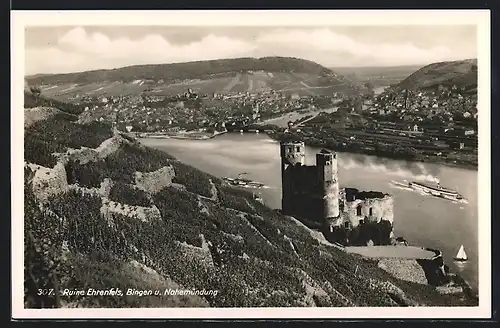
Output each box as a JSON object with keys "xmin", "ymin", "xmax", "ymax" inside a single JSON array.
[{"xmin": 280, "ymin": 141, "xmax": 395, "ymax": 245}]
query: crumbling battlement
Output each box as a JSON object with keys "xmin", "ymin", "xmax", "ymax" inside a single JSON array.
[
  {"xmin": 54, "ymin": 134, "xmax": 136, "ymax": 165},
  {"xmin": 68, "ymin": 178, "xmax": 114, "ymax": 198},
  {"xmin": 280, "ymin": 140, "xmax": 395, "ymax": 246},
  {"xmin": 134, "ymin": 165, "xmax": 176, "ymax": 194},
  {"xmin": 341, "ymin": 190, "xmax": 394, "ymax": 227},
  {"xmin": 100, "ymin": 198, "xmax": 161, "ymax": 223},
  {"xmin": 26, "ymin": 134, "xmax": 166, "ymax": 224},
  {"xmin": 27, "ymin": 161, "xmax": 69, "ymax": 204},
  {"xmin": 176, "ymin": 234, "xmax": 214, "ymax": 268}
]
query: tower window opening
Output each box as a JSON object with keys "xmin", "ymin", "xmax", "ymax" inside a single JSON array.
[
  {"xmin": 326, "ymin": 161, "xmax": 331, "ymax": 165},
  {"xmin": 356, "ymin": 205, "xmax": 362, "ymax": 216},
  {"xmin": 344, "ymin": 221, "xmax": 349, "ymax": 229},
  {"xmin": 369, "ymin": 207, "xmax": 373, "ymax": 216},
  {"xmin": 296, "ymin": 146, "xmax": 301, "ymax": 152}
]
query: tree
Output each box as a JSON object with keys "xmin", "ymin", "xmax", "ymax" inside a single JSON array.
[
  {"xmin": 364, "ymin": 82, "xmax": 375, "ymax": 96},
  {"xmin": 30, "ymin": 86, "xmax": 42, "ymax": 98}
]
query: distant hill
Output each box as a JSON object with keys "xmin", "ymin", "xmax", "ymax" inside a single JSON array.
[
  {"xmin": 25, "ymin": 57, "xmax": 364, "ymax": 99},
  {"xmin": 394, "ymin": 59, "xmax": 477, "ymax": 92},
  {"xmin": 331, "ymin": 65, "xmax": 422, "ymax": 79},
  {"xmin": 27, "ymin": 57, "xmax": 334, "ymax": 84},
  {"xmin": 330, "ymin": 65, "xmax": 423, "ymax": 88}
]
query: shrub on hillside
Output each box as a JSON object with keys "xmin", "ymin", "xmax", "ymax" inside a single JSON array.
[
  {"xmin": 65, "ymin": 143, "xmax": 179, "ymax": 188},
  {"xmin": 170, "ymin": 161, "xmax": 214, "ymax": 198},
  {"xmin": 47, "ymin": 190, "xmax": 114, "ymax": 256},
  {"xmin": 26, "ymin": 115, "xmax": 113, "ymax": 150},
  {"xmin": 108, "ymin": 182, "xmax": 152, "ymax": 207},
  {"xmin": 24, "ymin": 175, "xmax": 64, "ymax": 308},
  {"xmin": 106, "ymin": 143, "xmax": 174, "ymax": 172},
  {"xmin": 24, "ymin": 92, "xmax": 85, "ymax": 115},
  {"xmin": 218, "ymin": 189, "xmax": 255, "ymax": 213},
  {"xmin": 153, "ymin": 186, "xmax": 209, "ymax": 247},
  {"xmin": 246, "ymin": 215, "xmax": 289, "ymax": 248},
  {"xmin": 65, "ymin": 159, "xmax": 108, "ymax": 187},
  {"xmin": 24, "ymin": 137, "xmax": 66, "ymax": 167}
]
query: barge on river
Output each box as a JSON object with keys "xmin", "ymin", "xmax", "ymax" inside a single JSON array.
[{"xmin": 222, "ymin": 173, "xmax": 266, "ymax": 189}]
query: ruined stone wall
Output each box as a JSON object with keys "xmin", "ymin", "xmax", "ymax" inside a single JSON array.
[
  {"xmin": 29, "ymin": 162, "xmax": 69, "ymax": 203},
  {"xmin": 26, "ymin": 133, "xmax": 164, "ymax": 224},
  {"xmin": 67, "ymin": 178, "xmax": 114, "ymax": 198},
  {"xmin": 55, "ymin": 134, "xmax": 135, "ymax": 165},
  {"xmin": 100, "ymin": 198, "xmax": 161, "ymax": 223},
  {"xmin": 343, "ymin": 195, "xmax": 394, "ymax": 228},
  {"xmin": 95, "ymin": 135, "xmax": 130, "ymax": 159},
  {"xmin": 134, "ymin": 165, "xmax": 175, "ymax": 194}
]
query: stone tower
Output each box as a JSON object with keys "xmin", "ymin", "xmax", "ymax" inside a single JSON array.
[
  {"xmin": 316, "ymin": 149, "xmax": 340, "ymax": 219},
  {"xmin": 280, "ymin": 141, "xmax": 305, "ymax": 215}
]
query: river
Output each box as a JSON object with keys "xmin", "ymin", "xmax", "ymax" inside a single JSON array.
[{"xmin": 140, "ymin": 132, "xmax": 479, "ymax": 291}]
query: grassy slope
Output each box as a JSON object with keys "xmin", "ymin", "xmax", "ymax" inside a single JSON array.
[
  {"xmin": 23, "ymin": 97, "xmax": 477, "ymax": 308},
  {"xmin": 394, "ymin": 59, "xmax": 478, "ymax": 91}
]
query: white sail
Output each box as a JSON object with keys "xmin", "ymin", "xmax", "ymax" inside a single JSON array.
[{"xmin": 455, "ymin": 245, "xmax": 468, "ymax": 260}]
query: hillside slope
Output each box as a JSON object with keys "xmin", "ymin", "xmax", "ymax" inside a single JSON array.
[
  {"xmin": 331, "ymin": 65, "xmax": 422, "ymax": 88},
  {"xmin": 25, "ymin": 57, "xmax": 363, "ymax": 99},
  {"xmin": 23, "ymin": 97, "xmax": 477, "ymax": 308},
  {"xmin": 394, "ymin": 59, "xmax": 477, "ymax": 92},
  {"xmin": 27, "ymin": 57, "xmax": 339, "ymax": 84}
]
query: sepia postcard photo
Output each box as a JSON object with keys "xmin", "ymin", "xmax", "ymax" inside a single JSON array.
[{"xmin": 11, "ymin": 10, "xmax": 491, "ymax": 319}]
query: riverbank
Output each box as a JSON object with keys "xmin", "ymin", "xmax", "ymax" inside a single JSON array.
[
  {"xmin": 257, "ymin": 106, "xmax": 339, "ymax": 128},
  {"xmin": 137, "ymin": 130, "xmax": 228, "ymax": 140},
  {"xmin": 265, "ymin": 132, "xmax": 478, "ymax": 171}
]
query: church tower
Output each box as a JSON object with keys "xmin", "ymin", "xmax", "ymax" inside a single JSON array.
[
  {"xmin": 316, "ymin": 149, "xmax": 340, "ymax": 220},
  {"xmin": 280, "ymin": 141, "xmax": 305, "ymax": 215}
]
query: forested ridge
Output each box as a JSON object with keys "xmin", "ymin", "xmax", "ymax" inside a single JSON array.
[{"xmin": 26, "ymin": 56, "xmax": 337, "ymax": 85}]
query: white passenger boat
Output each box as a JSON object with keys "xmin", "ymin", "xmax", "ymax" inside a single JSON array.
[{"xmin": 407, "ymin": 180, "xmax": 463, "ymax": 200}]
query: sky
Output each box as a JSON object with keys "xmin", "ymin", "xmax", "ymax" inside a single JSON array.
[{"xmin": 24, "ymin": 25, "xmax": 477, "ymax": 75}]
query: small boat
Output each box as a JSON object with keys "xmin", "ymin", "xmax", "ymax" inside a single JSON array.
[
  {"xmin": 253, "ymin": 192, "xmax": 264, "ymax": 204},
  {"xmin": 408, "ymin": 180, "xmax": 463, "ymax": 200},
  {"xmin": 454, "ymin": 244, "xmax": 468, "ymax": 262},
  {"xmin": 222, "ymin": 173, "xmax": 266, "ymax": 188}
]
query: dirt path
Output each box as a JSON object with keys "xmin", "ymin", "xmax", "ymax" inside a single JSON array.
[{"xmin": 223, "ymin": 74, "xmax": 241, "ymax": 92}]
